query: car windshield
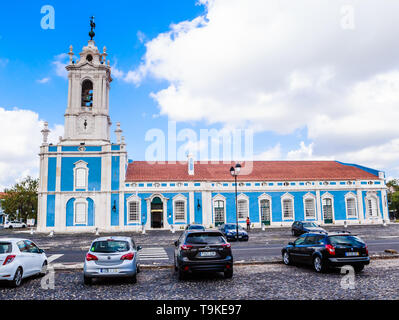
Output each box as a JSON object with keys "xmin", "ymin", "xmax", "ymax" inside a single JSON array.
[
  {"xmin": 188, "ymin": 225, "xmax": 205, "ymax": 230},
  {"xmin": 186, "ymin": 233, "xmax": 226, "ymax": 245},
  {"xmin": 328, "ymin": 235, "xmax": 365, "ymax": 247},
  {"xmin": 90, "ymin": 240, "xmax": 130, "ymax": 253},
  {"xmin": 303, "ymin": 222, "xmax": 318, "ymax": 228},
  {"xmin": 225, "ymin": 224, "xmax": 243, "ymax": 230},
  {"xmin": 0, "ymin": 242, "xmax": 12, "ymax": 254}
]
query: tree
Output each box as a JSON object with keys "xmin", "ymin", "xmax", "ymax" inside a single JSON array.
[
  {"xmin": 387, "ymin": 179, "xmax": 399, "ymax": 220},
  {"xmin": 1, "ymin": 176, "xmax": 38, "ymax": 222}
]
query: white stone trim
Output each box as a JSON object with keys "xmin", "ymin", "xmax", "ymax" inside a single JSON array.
[
  {"xmin": 344, "ymin": 192, "xmax": 358, "ymax": 219},
  {"xmin": 303, "ymin": 192, "xmax": 317, "ymax": 220},
  {"xmin": 172, "ymin": 194, "xmax": 188, "ymax": 224},
  {"xmin": 364, "ymin": 191, "xmax": 380, "ymax": 221},
  {"xmin": 321, "ymin": 192, "xmax": 335, "ymax": 224},
  {"xmin": 73, "ymin": 160, "xmax": 89, "ymax": 191},
  {"xmin": 74, "ymin": 198, "xmax": 88, "ymax": 225},
  {"xmin": 145, "ymin": 193, "xmax": 170, "ymax": 229},
  {"xmin": 281, "ymin": 193, "xmax": 294, "ymax": 220},
  {"xmin": 258, "ymin": 193, "xmax": 272, "ymax": 225},
  {"xmin": 212, "ymin": 194, "xmax": 226, "ymax": 226},
  {"xmin": 126, "ymin": 194, "xmax": 141, "ymax": 224}
]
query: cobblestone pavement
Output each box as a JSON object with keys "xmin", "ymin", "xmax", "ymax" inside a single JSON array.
[{"xmin": 1, "ymin": 259, "xmax": 398, "ymax": 300}]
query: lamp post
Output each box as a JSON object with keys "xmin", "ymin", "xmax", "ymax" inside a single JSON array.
[{"xmin": 230, "ymin": 163, "xmax": 241, "ymax": 241}]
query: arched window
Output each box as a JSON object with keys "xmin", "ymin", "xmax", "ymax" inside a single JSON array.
[
  {"xmin": 213, "ymin": 195, "xmax": 226, "ymax": 226},
  {"xmin": 303, "ymin": 193, "xmax": 316, "ymax": 220},
  {"xmin": 174, "ymin": 200, "xmax": 186, "ymax": 221},
  {"xmin": 281, "ymin": 193, "xmax": 294, "ymax": 220},
  {"xmin": 73, "ymin": 161, "xmax": 88, "ymax": 190},
  {"xmin": 259, "ymin": 195, "xmax": 271, "ymax": 225},
  {"xmin": 322, "ymin": 193, "xmax": 334, "ymax": 224},
  {"xmin": 365, "ymin": 194, "xmax": 379, "ymax": 218},
  {"xmin": 81, "ymin": 79, "xmax": 93, "ymax": 107},
  {"xmin": 128, "ymin": 201, "xmax": 140, "ymax": 223}
]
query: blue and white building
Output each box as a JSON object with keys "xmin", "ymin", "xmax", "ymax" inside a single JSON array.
[{"xmin": 37, "ymin": 38, "xmax": 390, "ymax": 232}]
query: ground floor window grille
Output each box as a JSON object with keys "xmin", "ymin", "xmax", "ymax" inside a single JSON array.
[
  {"xmin": 260, "ymin": 199, "xmax": 271, "ymax": 223},
  {"xmin": 304, "ymin": 199, "xmax": 315, "ymax": 219},
  {"xmin": 214, "ymin": 200, "xmax": 225, "ymax": 225},
  {"xmin": 75, "ymin": 202, "xmax": 87, "ymax": 224},
  {"xmin": 237, "ymin": 199, "xmax": 248, "ymax": 220},
  {"xmin": 174, "ymin": 200, "xmax": 186, "ymax": 221},
  {"xmin": 346, "ymin": 198, "xmax": 357, "ymax": 218},
  {"xmin": 282, "ymin": 199, "xmax": 293, "ymax": 219},
  {"xmin": 128, "ymin": 201, "xmax": 140, "ymax": 222},
  {"xmin": 323, "ymin": 198, "xmax": 333, "ymax": 221}
]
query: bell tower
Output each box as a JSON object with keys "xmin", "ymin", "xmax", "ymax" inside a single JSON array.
[{"xmin": 63, "ymin": 19, "xmax": 112, "ymax": 144}]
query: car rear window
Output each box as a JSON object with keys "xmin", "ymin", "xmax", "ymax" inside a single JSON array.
[
  {"xmin": 186, "ymin": 233, "xmax": 226, "ymax": 245},
  {"xmin": 328, "ymin": 235, "xmax": 365, "ymax": 246},
  {"xmin": 188, "ymin": 225, "xmax": 204, "ymax": 230},
  {"xmin": 0, "ymin": 242, "xmax": 12, "ymax": 254},
  {"xmin": 90, "ymin": 240, "xmax": 130, "ymax": 253}
]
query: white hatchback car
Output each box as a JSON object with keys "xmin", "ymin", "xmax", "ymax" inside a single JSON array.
[
  {"xmin": 0, "ymin": 238, "xmax": 48, "ymax": 287},
  {"xmin": 4, "ymin": 221, "xmax": 27, "ymax": 229},
  {"xmin": 83, "ymin": 236, "xmax": 141, "ymax": 285}
]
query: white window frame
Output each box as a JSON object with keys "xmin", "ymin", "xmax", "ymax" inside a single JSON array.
[
  {"xmin": 303, "ymin": 193, "xmax": 316, "ymax": 220},
  {"xmin": 74, "ymin": 199, "xmax": 88, "ymax": 225},
  {"xmin": 73, "ymin": 161, "xmax": 89, "ymax": 191},
  {"xmin": 345, "ymin": 193, "xmax": 358, "ymax": 219},
  {"xmin": 213, "ymin": 194, "xmax": 226, "ymax": 225},
  {"xmin": 321, "ymin": 192, "xmax": 335, "ymax": 223},
  {"xmin": 173, "ymin": 194, "xmax": 187, "ymax": 223},
  {"xmin": 127, "ymin": 194, "xmax": 141, "ymax": 224},
  {"xmin": 237, "ymin": 194, "xmax": 249, "ymax": 221},
  {"xmin": 281, "ymin": 193, "xmax": 294, "ymax": 220},
  {"xmin": 258, "ymin": 193, "xmax": 272, "ymax": 224},
  {"xmin": 365, "ymin": 192, "xmax": 379, "ymax": 218}
]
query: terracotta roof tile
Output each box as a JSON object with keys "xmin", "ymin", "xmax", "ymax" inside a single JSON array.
[{"xmin": 125, "ymin": 161, "xmax": 379, "ymax": 182}]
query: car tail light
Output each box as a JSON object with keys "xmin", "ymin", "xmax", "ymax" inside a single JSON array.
[
  {"xmin": 121, "ymin": 252, "xmax": 134, "ymax": 260},
  {"xmin": 325, "ymin": 244, "xmax": 335, "ymax": 255},
  {"xmin": 85, "ymin": 253, "xmax": 98, "ymax": 261},
  {"xmin": 183, "ymin": 266, "xmax": 190, "ymax": 271},
  {"xmin": 222, "ymin": 243, "xmax": 231, "ymax": 248},
  {"xmin": 226, "ymin": 264, "xmax": 231, "ymax": 269},
  {"xmin": 180, "ymin": 244, "xmax": 193, "ymax": 250},
  {"xmin": 365, "ymin": 245, "xmax": 368, "ymax": 255},
  {"xmin": 2, "ymin": 255, "xmax": 16, "ymax": 265}
]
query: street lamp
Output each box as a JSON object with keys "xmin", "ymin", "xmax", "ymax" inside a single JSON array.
[{"xmin": 230, "ymin": 163, "xmax": 241, "ymax": 241}]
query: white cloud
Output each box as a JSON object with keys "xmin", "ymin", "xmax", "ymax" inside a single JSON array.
[
  {"xmin": 124, "ymin": 0, "xmax": 399, "ymax": 177},
  {"xmin": 52, "ymin": 53, "xmax": 68, "ymax": 78},
  {"xmin": 255, "ymin": 143, "xmax": 282, "ymax": 160},
  {"xmin": 37, "ymin": 77, "xmax": 51, "ymax": 84},
  {"xmin": 0, "ymin": 107, "xmax": 63, "ymax": 190}
]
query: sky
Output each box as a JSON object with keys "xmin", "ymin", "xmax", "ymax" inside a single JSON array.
[{"xmin": 1, "ymin": 0, "xmax": 399, "ymax": 189}]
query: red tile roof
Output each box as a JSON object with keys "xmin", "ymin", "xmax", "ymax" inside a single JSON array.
[
  {"xmin": 0, "ymin": 192, "xmax": 6, "ymax": 199},
  {"xmin": 125, "ymin": 161, "xmax": 379, "ymax": 182}
]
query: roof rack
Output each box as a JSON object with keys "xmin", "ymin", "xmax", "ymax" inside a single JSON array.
[{"xmin": 330, "ymin": 230, "xmax": 351, "ymax": 234}]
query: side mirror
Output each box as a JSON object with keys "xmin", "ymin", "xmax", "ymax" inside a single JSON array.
[
  {"xmin": 137, "ymin": 245, "xmax": 142, "ymax": 251},
  {"xmin": 288, "ymin": 242, "xmax": 294, "ymax": 246},
  {"xmin": 38, "ymin": 249, "xmax": 45, "ymax": 254},
  {"xmin": 174, "ymin": 241, "xmax": 178, "ymax": 247}
]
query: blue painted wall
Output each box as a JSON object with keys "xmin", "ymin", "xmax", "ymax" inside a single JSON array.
[
  {"xmin": 194, "ymin": 192, "xmax": 203, "ymax": 224},
  {"xmin": 47, "ymin": 157, "xmax": 57, "ymax": 192},
  {"xmin": 46, "ymin": 194, "xmax": 55, "ymax": 227},
  {"xmin": 111, "ymin": 156, "xmax": 120, "ymax": 191},
  {"xmin": 111, "ymin": 193, "xmax": 119, "ymax": 226},
  {"xmin": 66, "ymin": 198, "xmax": 75, "ymax": 227},
  {"xmin": 66, "ymin": 197, "xmax": 94, "ymax": 227},
  {"xmin": 60, "ymin": 157, "xmax": 102, "ymax": 191}
]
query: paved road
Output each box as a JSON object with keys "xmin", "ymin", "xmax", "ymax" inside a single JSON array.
[{"xmin": 1, "ymin": 258, "xmax": 399, "ymax": 300}]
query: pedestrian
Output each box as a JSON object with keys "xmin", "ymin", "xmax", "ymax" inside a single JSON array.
[{"xmin": 246, "ymin": 216, "xmax": 250, "ymax": 231}]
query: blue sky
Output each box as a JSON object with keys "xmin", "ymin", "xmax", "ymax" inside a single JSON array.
[{"xmin": 1, "ymin": 0, "xmax": 399, "ymax": 188}]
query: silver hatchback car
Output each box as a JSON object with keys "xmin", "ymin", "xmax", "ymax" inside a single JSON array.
[{"xmin": 83, "ymin": 236, "xmax": 142, "ymax": 285}]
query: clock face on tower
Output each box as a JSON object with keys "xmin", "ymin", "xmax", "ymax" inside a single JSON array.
[{"xmin": 77, "ymin": 115, "xmax": 94, "ymax": 134}]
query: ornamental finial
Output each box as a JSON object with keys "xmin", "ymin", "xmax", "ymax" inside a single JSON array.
[{"xmin": 89, "ymin": 16, "xmax": 96, "ymax": 40}]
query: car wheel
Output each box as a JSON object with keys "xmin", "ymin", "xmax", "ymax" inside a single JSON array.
[
  {"xmin": 22, "ymin": 225, "xmax": 26, "ymax": 228},
  {"xmin": 174, "ymin": 258, "xmax": 178, "ymax": 271},
  {"xmin": 291, "ymin": 230, "xmax": 296, "ymax": 236},
  {"xmin": 83, "ymin": 275, "xmax": 92, "ymax": 285},
  {"xmin": 282, "ymin": 251, "xmax": 292, "ymax": 265},
  {"xmin": 136, "ymin": 263, "xmax": 141, "ymax": 274},
  {"xmin": 313, "ymin": 256, "xmax": 325, "ymax": 273},
  {"xmin": 354, "ymin": 264, "xmax": 364, "ymax": 273},
  {"xmin": 39, "ymin": 261, "xmax": 48, "ymax": 277},
  {"xmin": 10, "ymin": 267, "xmax": 23, "ymax": 288},
  {"xmin": 178, "ymin": 268, "xmax": 186, "ymax": 280},
  {"xmin": 224, "ymin": 269, "xmax": 233, "ymax": 279},
  {"xmin": 9, "ymin": 225, "xmax": 13, "ymax": 229}
]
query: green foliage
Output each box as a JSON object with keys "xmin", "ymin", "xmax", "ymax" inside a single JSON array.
[
  {"xmin": 1, "ymin": 176, "xmax": 38, "ymax": 222},
  {"xmin": 387, "ymin": 179, "xmax": 399, "ymax": 219}
]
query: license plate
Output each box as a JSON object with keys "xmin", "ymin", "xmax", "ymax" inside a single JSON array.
[
  {"xmin": 199, "ymin": 251, "xmax": 216, "ymax": 257},
  {"xmin": 99, "ymin": 268, "xmax": 119, "ymax": 273},
  {"xmin": 345, "ymin": 252, "xmax": 359, "ymax": 257}
]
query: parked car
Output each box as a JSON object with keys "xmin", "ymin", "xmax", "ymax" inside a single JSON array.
[
  {"xmin": 0, "ymin": 238, "xmax": 47, "ymax": 287},
  {"xmin": 4, "ymin": 221, "xmax": 27, "ymax": 229},
  {"xmin": 281, "ymin": 231, "xmax": 370, "ymax": 273},
  {"xmin": 174, "ymin": 230, "xmax": 233, "ymax": 280},
  {"xmin": 83, "ymin": 236, "xmax": 142, "ymax": 285},
  {"xmin": 218, "ymin": 223, "xmax": 249, "ymax": 241},
  {"xmin": 291, "ymin": 221, "xmax": 326, "ymax": 236},
  {"xmin": 185, "ymin": 224, "xmax": 206, "ymax": 231}
]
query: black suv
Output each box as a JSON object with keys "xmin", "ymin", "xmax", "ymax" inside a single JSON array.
[
  {"xmin": 282, "ymin": 232, "xmax": 370, "ymax": 273},
  {"xmin": 174, "ymin": 230, "xmax": 233, "ymax": 280},
  {"xmin": 291, "ymin": 221, "xmax": 326, "ymax": 236}
]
